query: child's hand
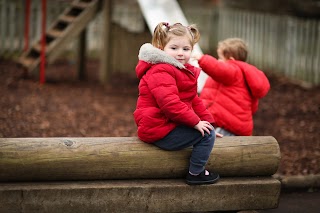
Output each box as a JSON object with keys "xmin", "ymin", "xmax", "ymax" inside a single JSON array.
[
  {"xmin": 191, "ymin": 53, "xmax": 203, "ymax": 61},
  {"xmin": 194, "ymin": 121, "xmax": 213, "ymax": 136},
  {"xmin": 216, "ymin": 132, "xmax": 223, "ymax": 138}
]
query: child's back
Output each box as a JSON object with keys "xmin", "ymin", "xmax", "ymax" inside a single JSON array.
[{"xmin": 197, "ymin": 38, "xmax": 270, "ymax": 136}]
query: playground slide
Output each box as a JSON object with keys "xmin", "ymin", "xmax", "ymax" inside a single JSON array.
[{"xmin": 137, "ymin": 0, "xmax": 208, "ymax": 93}]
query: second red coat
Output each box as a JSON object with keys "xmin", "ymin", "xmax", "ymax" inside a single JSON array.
[{"xmin": 198, "ymin": 55, "xmax": 270, "ymax": 136}]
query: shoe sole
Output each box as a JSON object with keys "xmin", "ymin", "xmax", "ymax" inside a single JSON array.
[{"xmin": 186, "ymin": 175, "xmax": 220, "ymax": 185}]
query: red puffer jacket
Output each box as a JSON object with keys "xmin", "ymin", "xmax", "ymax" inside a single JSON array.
[
  {"xmin": 134, "ymin": 44, "xmax": 215, "ymax": 143},
  {"xmin": 198, "ymin": 54, "xmax": 270, "ymax": 136}
]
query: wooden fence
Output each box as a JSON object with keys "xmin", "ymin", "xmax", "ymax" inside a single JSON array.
[
  {"xmin": 0, "ymin": 0, "xmax": 319, "ymax": 85},
  {"xmin": 216, "ymin": 8, "xmax": 320, "ymax": 86}
]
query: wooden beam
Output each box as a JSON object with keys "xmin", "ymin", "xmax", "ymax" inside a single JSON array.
[
  {"xmin": 0, "ymin": 177, "xmax": 281, "ymax": 212},
  {"xmin": 0, "ymin": 136, "xmax": 280, "ymax": 181}
]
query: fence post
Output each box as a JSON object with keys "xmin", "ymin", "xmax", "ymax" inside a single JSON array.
[
  {"xmin": 99, "ymin": 0, "xmax": 112, "ymax": 83},
  {"xmin": 24, "ymin": 0, "xmax": 31, "ymax": 52},
  {"xmin": 40, "ymin": 0, "xmax": 46, "ymax": 84}
]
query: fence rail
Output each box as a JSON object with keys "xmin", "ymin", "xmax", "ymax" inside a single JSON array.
[{"xmin": 0, "ymin": 0, "xmax": 319, "ymax": 85}]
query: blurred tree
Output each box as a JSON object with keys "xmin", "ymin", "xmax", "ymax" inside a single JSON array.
[
  {"xmin": 290, "ymin": 0, "xmax": 320, "ymax": 18},
  {"xmin": 219, "ymin": 0, "xmax": 320, "ymax": 18}
]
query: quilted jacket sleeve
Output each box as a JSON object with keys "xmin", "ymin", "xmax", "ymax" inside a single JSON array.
[
  {"xmin": 192, "ymin": 95, "xmax": 215, "ymax": 124},
  {"xmin": 198, "ymin": 54, "xmax": 240, "ymax": 85}
]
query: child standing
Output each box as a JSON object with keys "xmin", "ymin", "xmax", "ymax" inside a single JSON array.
[
  {"xmin": 194, "ymin": 38, "xmax": 270, "ymax": 136},
  {"xmin": 133, "ymin": 22, "xmax": 221, "ymax": 185}
]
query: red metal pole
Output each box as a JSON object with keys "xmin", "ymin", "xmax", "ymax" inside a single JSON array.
[
  {"xmin": 40, "ymin": 0, "xmax": 46, "ymax": 84},
  {"xmin": 24, "ymin": 0, "xmax": 31, "ymax": 52}
]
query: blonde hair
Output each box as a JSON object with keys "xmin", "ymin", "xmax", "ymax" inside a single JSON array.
[
  {"xmin": 218, "ymin": 38, "xmax": 248, "ymax": 62},
  {"xmin": 152, "ymin": 22, "xmax": 200, "ymax": 50}
]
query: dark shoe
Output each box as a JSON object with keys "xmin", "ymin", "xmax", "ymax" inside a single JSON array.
[{"xmin": 186, "ymin": 170, "xmax": 220, "ymax": 185}]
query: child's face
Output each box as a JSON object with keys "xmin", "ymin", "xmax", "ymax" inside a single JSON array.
[{"xmin": 163, "ymin": 35, "xmax": 192, "ymax": 65}]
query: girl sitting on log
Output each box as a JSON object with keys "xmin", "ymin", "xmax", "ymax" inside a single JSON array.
[{"xmin": 133, "ymin": 22, "xmax": 222, "ymax": 185}]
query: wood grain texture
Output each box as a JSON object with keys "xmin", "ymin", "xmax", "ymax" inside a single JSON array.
[
  {"xmin": 0, "ymin": 136, "xmax": 280, "ymax": 181},
  {"xmin": 0, "ymin": 177, "xmax": 281, "ymax": 212}
]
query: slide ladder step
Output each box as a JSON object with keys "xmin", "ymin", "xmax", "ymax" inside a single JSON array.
[{"xmin": 18, "ymin": 0, "xmax": 100, "ymax": 73}]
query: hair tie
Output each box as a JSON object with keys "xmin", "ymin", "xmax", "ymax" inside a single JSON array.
[
  {"xmin": 187, "ymin": 26, "xmax": 194, "ymax": 40},
  {"xmin": 162, "ymin": 22, "xmax": 170, "ymax": 31}
]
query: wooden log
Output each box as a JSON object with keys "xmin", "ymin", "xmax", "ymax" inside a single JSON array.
[
  {"xmin": 275, "ymin": 174, "xmax": 320, "ymax": 189},
  {"xmin": 0, "ymin": 136, "xmax": 280, "ymax": 181},
  {"xmin": 0, "ymin": 177, "xmax": 281, "ymax": 213}
]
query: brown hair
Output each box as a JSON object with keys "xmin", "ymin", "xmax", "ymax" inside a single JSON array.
[
  {"xmin": 152, "ymin": 22, "xmax": 200, "ymax": 50},
  {"xmin": 218, "ymin": 38, "xmax": 248, "ymax": 61}
]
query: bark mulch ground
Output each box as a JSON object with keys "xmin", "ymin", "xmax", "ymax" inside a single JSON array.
[{"xmin": 1, "ymin": 59, "xmax": 319, "ymax": 177}]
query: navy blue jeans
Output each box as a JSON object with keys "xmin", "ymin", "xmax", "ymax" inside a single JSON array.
[{"xmin": 153, "ymin": 125, "xmax": 216, "ymax": 175}]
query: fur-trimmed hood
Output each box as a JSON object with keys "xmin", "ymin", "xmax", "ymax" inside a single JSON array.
[
  {"xmin": 139, "ymin": 43, "xmax": 185, "ymax": 68},
  {"xmin": 136, "ymin": 43, "xmax": 193, "ymax": 79}
]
